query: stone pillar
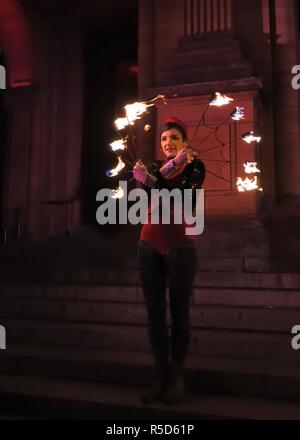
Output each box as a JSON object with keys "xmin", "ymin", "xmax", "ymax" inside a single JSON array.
[
  {"xmin": 268, "ymin": 0, "xmax": 300, "ymax": 267},
  {"xmin": 184, "ymin": 0, "xmax": 232, "ymax": 35},
  {"xmin": 272, "ymin": 0, "xmax": 300, "ymax": 200}
]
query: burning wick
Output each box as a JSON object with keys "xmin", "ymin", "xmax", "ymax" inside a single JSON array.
[
  {"xmin": 242, "ymin": 131, "xmax": 262, "ymax": 144},
  {"xmin": 114, "ymin": 96, "xmax": 166, "ymax": 130},
  {"xmin": 243, "ymin": 162, "xmax": 261, "ymax": 174},
  {"xmin": 109, "ymin": 139, "xmax": 127, "ymax": 152},
  {"xmin": 230, "ymin": 107, "xmax": 245, "ymax": 121},
  {"xmin": 209, "ymin": 92, "xmax": 233, "ymax": 107},
  {"xmin": 125, "ymin": 101, "xmax": 152, "ymax": 124},
  {"xmin": 110, "ymin": 186, "xmax": 125, "ymax": 199},
  {"xmin": 144, "ymin": 124, "xmax": 151, "ymax": 132},
  {"xmin": 236, "ymin": 176, "xmax": 262, "ymax": 192},
  {"xmin": 114, "ymin": 117, "xmax": 130, "ymax": 131},
  {"xmin": 105, "ymin": 157, "xmax": 126, "ymax": 177}
]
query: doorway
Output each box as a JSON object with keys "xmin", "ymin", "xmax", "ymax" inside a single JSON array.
[{"xmin": 81, "ymin": 7, "xmax": 138, "ymax": 227}]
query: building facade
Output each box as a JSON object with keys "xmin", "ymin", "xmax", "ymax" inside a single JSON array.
[{"xmin": 0, "ymin": 0, "xmax": 299, "ymax": 270}]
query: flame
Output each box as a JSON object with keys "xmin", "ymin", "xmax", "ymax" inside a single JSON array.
[
  {"xmin": 209, "ymin": 92, "xmax": 233, "ymax": 107},
  {"xmin": 242, "ymin": 131, "xmax": 262, "ymax": 144},
  {"xmin": 105, "ymin": 157, "xmax": 126, "ymax": 177},
  {"xmin": 110, "ymin": 186, "xmax": 125, "ymax": 199},
  {"xmin": 236, "ymin": 176, "xmax": 262, "ymax": 192},
  {"xmin": 109, "ymin": 139, "xmax": 127, "ymax": 152},
  {"xmin": 114, "ymin": 117, "xmax": 130, "ymax": 131},
  {"xmin": 230, "ymin": 107, "xmax": 245, "ymax": 121},
  {"xmin": 115, "ymin": 96, "xmax": 166, "ymax": 131},
  {"xmin": 125, "ymin": 101, "xmax": 153, "ymax": 124},
  {"xmin": 243, "ymin": 162, "xmax": 261, "ymax": 174}
]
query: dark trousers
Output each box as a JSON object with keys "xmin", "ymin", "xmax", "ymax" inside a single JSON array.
[{"xmin": 137, "ymin": 239, "xmax": 197, "ymax": 371}]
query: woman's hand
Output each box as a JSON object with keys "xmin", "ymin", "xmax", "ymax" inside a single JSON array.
[
  {"xmin": 173, "ymin": 145, "xmax": 198, "ymax": 166},
  {"xmin": 133, "ymin": 159, "xmax": 149, "ymax": 184}
]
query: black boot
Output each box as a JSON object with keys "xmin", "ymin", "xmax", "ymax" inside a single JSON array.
[{"xmin": 163, "ymin": 364, "xmax": 185, "ymax": 406}]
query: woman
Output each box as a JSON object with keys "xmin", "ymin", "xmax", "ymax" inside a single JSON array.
[{"xmin": 133, "ymin": 117, "xmax": 205, "ymax": 405}]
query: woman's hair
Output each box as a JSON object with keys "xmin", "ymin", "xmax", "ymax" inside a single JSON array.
[{"xmin": 160, "ymin": 117, "xmax": 188, "ymax": 141}]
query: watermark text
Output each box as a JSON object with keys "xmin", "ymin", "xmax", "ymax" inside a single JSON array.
[
  {"xmin": 0, "ymin": 64, "xmax": 6, "ymax": 90},
  {"xmin": 96, "ymin": 181, "xmax": 205, "ymax": 235},
  {"xmin": 0, "ymin": 325, "xmax": 6, "ymax": 350},
  {"xmin": 291, "ymin": 325, "xmax": 300, "ymax": 350},
  {"xmin": 291, "ymin": 65, "xmax": 300, "ymax": 90}
]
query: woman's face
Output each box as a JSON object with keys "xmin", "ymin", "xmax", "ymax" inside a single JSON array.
[{"xmin": 160, "ymin": 128, "xmax": 186, "ymax": 159}]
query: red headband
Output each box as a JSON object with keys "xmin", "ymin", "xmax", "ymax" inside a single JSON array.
[{"xmin": 163, "ymin": 117, "xmax": 188, "ymax": 136}]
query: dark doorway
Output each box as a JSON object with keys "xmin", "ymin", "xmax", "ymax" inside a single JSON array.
[{"xmin": 81, "ymin": 5, "xmax": 138, "ymax": 226}]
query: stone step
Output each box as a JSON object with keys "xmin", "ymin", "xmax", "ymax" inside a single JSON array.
[
  {"xmin": 1, "ymin": 283, "xmax": 300, "ymax": 308},
  {"xmin": 0, "ymin": 297, "xmax": 299, "ymax": 333},
  {"xmin": 167, "ymin": 62, "xmax": 253, "ymax": 79},
  {"xmin": 173, "ymin": 47, "xmax": 244, "ymax": 67},
  {"xmin": 0, "ymin": 372, "xmax": 299, "ymax": 419},
  {"xmin": 0, "ymin": 256, "xmax": 275, "ymax": 273},
  {"xmin": 174, "ymin": 37, "xmax": 241, "ymax": 54},
  {"xmin": 177, "ymin": 32, "xmax": 239, "ymax": 49},
  {"xmin": 0, "ymin": 267, "xmax": 141, "ymax": 284},
  {"xmin": 3, "ymin": 255, "xmax": 300, "ymax": 273},
  {"xmin": 1, "ymin": 270, "xmax": 300, "ymax": 288},
  {"xmin": 0, "ymin": 319, "xmax": 297, "ymax": 362},
  {"xmin": 160, "ymin": 64, "xmax": 253, "ymax": 85},
  {"xmin": 0, "ymin": 225, "xmax": 269, "ymax": 260},
  {"xmin": 0, "ymin": 344, "xmax": 300, "ymax": 402}
]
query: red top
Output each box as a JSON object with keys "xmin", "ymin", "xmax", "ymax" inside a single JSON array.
[
  {"xmin": 140, "ymin": 164, "xmax": 197, "ymax": 255},
  {"xmin": 140, "ymin": 220, "xmax": 195, "ymax": 255}
]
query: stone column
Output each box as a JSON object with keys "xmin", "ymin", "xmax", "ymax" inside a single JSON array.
[
  {"xmin": 184, "ymin": 0, "xmax": 232, "ymax": 35},
  {"xmin": 272, "ymin": 0, "xmax": 300, "ymax": 200},
  {"xmin": 269, "ymin": 0, "xmax": 300, "ymax": 266}
]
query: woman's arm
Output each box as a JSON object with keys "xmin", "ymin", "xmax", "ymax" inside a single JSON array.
[
  {"xmin": 133, "ymin": 159, "xmax": 177, "ymax": 188},
  {"xmin": 133, "ymin": 148, "xmax": 192, "ymax": 187}
]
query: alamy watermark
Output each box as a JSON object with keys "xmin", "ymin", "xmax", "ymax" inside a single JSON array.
[
  {"xmin": 291, "ymin": 65, "xmax": 300, "ymax": 90},
  {"xmin": 291, "ymin": 325, "xmax": 300, "ymax": 350},
  {"xmin": 0, "ymin": 325, "xmax": 6, "ymax": 350},
  {"xmin": 0, "ymin": 64, "xmax": 6, "ymax": 90},
  {"xmin": 96, "ymin": 181, "xmax": 205, "ymax": 236}
]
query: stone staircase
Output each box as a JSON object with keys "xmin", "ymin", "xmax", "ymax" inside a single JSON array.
[
  {"xmin": 158, "ymin": 32, "xmax": 253, "ymax": 86},
  {"xmin": 0, "ymin": 227, "xmax": 300, "ymax": 419}
]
